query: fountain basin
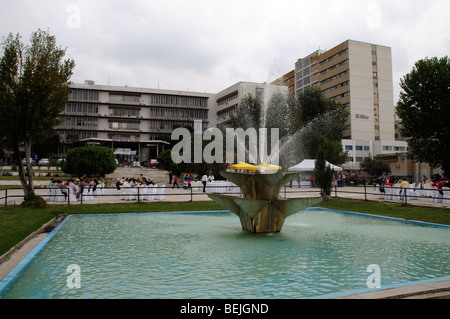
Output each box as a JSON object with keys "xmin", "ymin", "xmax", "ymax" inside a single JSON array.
[{"xmin": 1, "ymin": 211, "xmax": 449, "ymax": 299}]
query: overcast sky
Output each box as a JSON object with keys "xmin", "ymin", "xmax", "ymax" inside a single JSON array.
[{"xmin": 1, "ymin": 0, "xmax": 449, "ymax": 102}]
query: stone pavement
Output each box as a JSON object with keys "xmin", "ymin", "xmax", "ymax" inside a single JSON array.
[
  {"xmin": 2, "ymin": 166, "xmax": 449, "ymax": 209},
  {"xmin": 2, "ymin": 178, "xmax": 450, "ymax": 210}
]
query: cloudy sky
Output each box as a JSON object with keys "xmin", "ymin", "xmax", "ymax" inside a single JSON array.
[{"xmin": 1, "ymin": 0, "xmax": 449, "ymax": 101}]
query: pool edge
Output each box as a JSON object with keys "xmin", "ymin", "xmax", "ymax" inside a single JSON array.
[{"xmin": 0, "ymin": 215, "xmax": 71, "ymax": 295}]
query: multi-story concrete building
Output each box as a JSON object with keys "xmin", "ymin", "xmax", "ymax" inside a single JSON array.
[
  {"xmin": 211, "ymin": 81, "xmax": 286, "ymax": 128},
  {"xmin": 54, "ymin": 81, "xmax": 213, "ymax": 164},
  {"xmin": 49, "ymin": 81, "xmax": 286, "ymax": 164},
  {"xmin": 39, "ymin": 39, "xmax": 407, "ymax": 172},
  {"xmin": 271, "ymin": 70, "xmax": 295, "ymax": 95},
  {"xmin": 273, "ymin": 40, "xmax": 408, "ymax": 170},
  {"xmin": 294, "ymin": 50, "xmax": 324, "ymax": 98}
]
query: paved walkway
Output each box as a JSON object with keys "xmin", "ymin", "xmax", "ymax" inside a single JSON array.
[{"xmin": 2, "ymin": 182, "xmax": 450, "ymax": 210}]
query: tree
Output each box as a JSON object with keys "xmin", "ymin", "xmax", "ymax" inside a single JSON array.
[
  {"xmin": 229, "ymin": 94, "xmax": 262, "ymax": 130},
  {"xmin": 33, "ymin": 130, "xmax": 61, "ymax": 159},
  {"xmin": 156, "ymin": 149, "xmax": 174, "ymax": 169},
  {"xmin": 296, "ymin": 87, "xmax": 341, "ymax": 125},
  {"xmin": 225, "ymin": 88, "xmax": 349, "ymax": 169},
  {"xmin": 62, "ymin": 147, "xmax": 116, "ymax": 177},
  {"xmin": 396, "ymin": 56, "xmax": 450, "ymax": 174},
  {"xmin": 264, "ymin": 92, "xmax": 297, "ymax": 139},
  {"xmin": 0, "ymin": 29, "xmax": 75, "ymax": 201},
  {"xmin": 314, "ymin": 138, "xmax": 335, "ymax": 198},
  {"xmin": 360, "ymin": 156, "xmax": 391, "ymax": 180}
]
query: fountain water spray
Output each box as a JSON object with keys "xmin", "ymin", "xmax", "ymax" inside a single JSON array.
[{"xmin": 207, "ymin": 84, "xmax": 322, "ymax": 233}]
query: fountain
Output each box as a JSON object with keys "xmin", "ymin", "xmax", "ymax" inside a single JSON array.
[
  {"xmin": 207, "ymin": 84, "xmax": 325, "ymax": 233},
  {"xmin": 208, "ymin": 169, "xmax": 321, "ymax": 233}
]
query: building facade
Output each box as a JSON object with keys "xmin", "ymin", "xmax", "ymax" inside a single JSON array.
[
  {"xmin": 25, "ymin": 39, "xmax": 408, "ymax": 172},
  {"xmin": 211, "ymin": 81, "xmax": 286, "ymax": 128},
  {"xmin": 53, "ymin": 81, "xmax": 213, "ymax": 164},
  {"xmin": 271, "ymin": 70, "xmax": 295, "ymax": 95},
  {"xmin": 273, "ymin": 40, "xmax": 408, "ymax": 170},
  {"xmin": 294, "ymin": 50, "xmax": 324, "ymax": 98}
]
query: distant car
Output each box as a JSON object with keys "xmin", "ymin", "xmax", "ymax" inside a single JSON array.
[
  {"xmin": 148, "ymin": 159, "xmax": 159, "ymax": 168},
  {"xmin": 22, "ymin": 158, "xmax": 36, "ymax": 165},
  {"xmin": 39, "ymin": 158, "xmax": 50, "ymax": 165}
]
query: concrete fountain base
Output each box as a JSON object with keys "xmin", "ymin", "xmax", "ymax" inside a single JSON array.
[{"xmin": 208, "ymin": 171, "xmax": 322, "ymax": 233}]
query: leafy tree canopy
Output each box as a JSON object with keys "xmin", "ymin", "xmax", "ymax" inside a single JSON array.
[
  {"xmin": 229, "ymin": 94, "xmax": 262, "ymax": 130},
  {"xmin": 359, "ymin": 156, "xmax": 391, "ymax": 179},
  {"xmin": 0, "ymin": 29, "xmax": 74, "ymax": 200},
  {"xmin": 227, "ymin": 88, "xmax": 349, "ymax": 169},
  {"xmin": 314, "ymin": 138, "xmax": 335, "ymax": 198},
  {"xmin": 396, "ymin": 56, "xmax": 450, "ymax": 174},
  {"xmin": 62, "ymin": 146, "xmax": 116, "ymax": 177}
]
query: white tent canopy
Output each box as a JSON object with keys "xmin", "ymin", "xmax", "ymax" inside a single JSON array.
[{"xmin": 288, "ymin": 159, "xmax": 343, "ymax": 172}]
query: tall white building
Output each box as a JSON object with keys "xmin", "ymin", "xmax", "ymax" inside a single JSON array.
[
  {"xmin": 211, "ymin": 81, "xmax": 287, "ymax": 127},
  {"xmin": 289, "ymin": 40, "xmax": 407, "ymax": 169}
]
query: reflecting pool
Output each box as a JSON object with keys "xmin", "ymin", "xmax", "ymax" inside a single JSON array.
[{"xmin": 1, "ymin": 209, "xmax": 449, "ymax": 299}]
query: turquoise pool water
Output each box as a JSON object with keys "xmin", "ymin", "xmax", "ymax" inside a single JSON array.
[{"xmin": 1, "ymin": 209, "xmax": 449, "ymax": 299}]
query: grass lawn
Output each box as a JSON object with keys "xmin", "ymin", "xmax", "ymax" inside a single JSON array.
[
  {"xmin": 1, "ymin": 198, "xmax": 449, "ymax": 257},
  {"xmin": 314, "ymin": 198, "xmax": 450, "ymax": 225}
]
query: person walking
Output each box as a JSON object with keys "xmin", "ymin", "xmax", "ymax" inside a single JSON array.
[
  {"xmin": 202, "ymin": 174, "xmax": 208, "ymax": 192},
  {"xmin": 172, "ymin": 174, "xmax": 179, "ymax": 189}
]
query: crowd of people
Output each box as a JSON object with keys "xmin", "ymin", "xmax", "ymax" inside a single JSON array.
[
  {"xmin": 169, "ymin": 171, "xmax": 215, "ymax": 191},
  {"xmin": 334, "ymin": 173, "xmax": 367, "ymax": 187},
  {"xmin": 112, "ymin": 172, "xmax": 217, "ymax": 192},
  {"xmin": 114, "ymin": 174, "xmax": 156, "ymax": 191},
  {"xmin": 375, "ymin": 174, "xmax": 449, "ymax": 199},
  {"xmin": 48, "ymin": 176, "xmax": 105, "ymax": 201},
  {"xmin": 422, "ymin": 174, "xmax": 450, "ymax": 195}
]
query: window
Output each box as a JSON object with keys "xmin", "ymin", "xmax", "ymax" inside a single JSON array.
[
  {"xmin": 66, "ymin": 103, "xmax": 98, "ymax": 114},
  {"xmin": 109, "ymin": 94, "xmax": 140, "ymax": 103},
  {"xmin": 69, "ymin": 89, "xmax": 99, "ymax": 101},
  {"xmin": 303, "ymin": 68, "xmax": 310, "ymax": 76},
  {"xmin": 151, "ymin": 94, "xmax": 208, "ymax": 107},
  {"xmin": 319, "ymin": 48, "xmax": 348, "ymax": 66},
  {"xmin": 345, "ymin": 145, "xmax": 353, "ymax": 151},
  {"xmin": 109, "ymin": 108, "xmax": 140, "ymax": 117},
  {"xmin": 382, "ymin": 146, "xmax": 392, "ymax": 151},
  {"xmin": 109, "ymin": 121, "xmax": 140, "ymax": 130},
  {"xmin": 364, "ymin": 146, "xmax": 370, "ymax": 151},
  {"xmin": 355, "ymin": 146, "xmax": 363, "ymax": 151},
  {"xmin": 303, "ymin": 59, "xmax": 310, "ymax": 68}
]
